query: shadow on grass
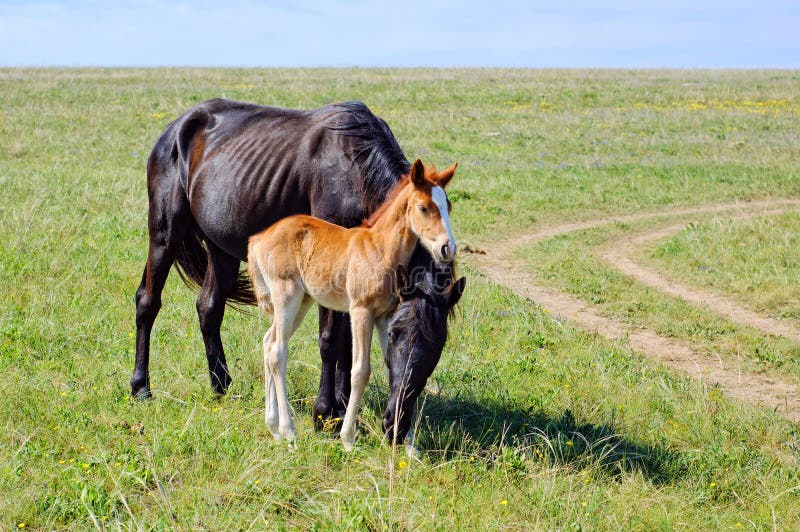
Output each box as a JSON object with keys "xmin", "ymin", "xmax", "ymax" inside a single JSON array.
[{"xmin": 365, "ymin": 388, "xmax": 684, "ymax": 485}]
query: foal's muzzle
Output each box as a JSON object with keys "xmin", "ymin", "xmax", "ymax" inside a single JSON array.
[{"xmin": 440, "ymin": 242, "xmax": 456, "ymax": 262}]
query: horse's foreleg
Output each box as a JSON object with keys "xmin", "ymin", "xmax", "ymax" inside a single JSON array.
[
  {"xmin": 315, "ymin": 308, "xmax": 352, "ymax": 428},
  {"xmin": 375, "ymin": 316, "xmax": 390, "ymax": 378},
  {"xmin": 340, "ymin": 307, "xmax": 374, "ymax": 451},
  {"xmin": 196, "ymin": 246, "xmax": 239, "ymax": 396}
]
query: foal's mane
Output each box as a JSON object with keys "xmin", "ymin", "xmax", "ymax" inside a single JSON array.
[
  {"xmin": 360, "ymin": 164, "xmax": 443, "ymax": 228},
  {"xmin": 360, "ymin": 176, "xmax": 409, "ymax": 228}
]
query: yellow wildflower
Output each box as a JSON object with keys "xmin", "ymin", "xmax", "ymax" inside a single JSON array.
[
  {"xmin": 398, "ymin": 460, "xmax": 407, "ymax": 469},
  {"xmin": 500, "ymin": 499, "xmax": 508, "ymax": 506}
]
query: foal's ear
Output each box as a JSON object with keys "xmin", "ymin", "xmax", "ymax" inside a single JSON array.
[
  {"xmin": 435, "ymin": 162, "xmax": 457, "ymax": 188},
  {"xmin": 409, "ymin": 159, "xmax": 426, "ymax": 188},
  {"xmin": 447, "ymin": 276, "xmax": 466, "ymax": 307}
]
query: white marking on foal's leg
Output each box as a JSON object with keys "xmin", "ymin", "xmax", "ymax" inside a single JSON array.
[
  {"xmin": 431, "ymin": 186, "xmax": 457, "ymax": 257},
  {"xmin": 262, "ymin": 327, "xmax": 280, "ymax": 438},
  {"xmin": 268, "ymin": 281, "xmax": 306, "ymax": 442}
]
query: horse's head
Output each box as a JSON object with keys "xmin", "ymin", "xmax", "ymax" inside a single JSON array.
[
  {"xmin": 383, "ymin": 261, "xmax": 466, "ymax": 444},
  {"xmin": 406, "ymin": 159, "xmax": 458, "ymax": 264}
]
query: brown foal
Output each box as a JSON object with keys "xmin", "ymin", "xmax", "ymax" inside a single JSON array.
[{"xmin": 247, "ymin": 159, "xmax": 457, "ymax": 450}]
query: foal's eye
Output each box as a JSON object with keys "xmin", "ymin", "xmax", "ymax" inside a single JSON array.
[{"xmin": 418, "ymin": 204, "xmax": 428, "ymax": 214}]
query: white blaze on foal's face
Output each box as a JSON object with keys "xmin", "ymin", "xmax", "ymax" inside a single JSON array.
[
  {"xmin": 406, "ymin": 159, "xmax": 458, "ymax": 264},
  {"xmin": 431, "ymin": 186, "xmax": 456, "ymax": 258}
]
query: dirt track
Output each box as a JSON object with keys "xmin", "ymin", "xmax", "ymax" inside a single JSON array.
[{"xmin": 466, "ymin": 199, "xmax": 800, "ymax": 421}]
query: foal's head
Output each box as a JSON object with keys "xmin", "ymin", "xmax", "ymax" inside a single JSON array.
[
  {"xmin": 383, "ymin": 261, "xmax": 466, "ymax": 444},
  {"xmin": 405, "ymin": 159, "xmax": 458, "ymax": 264}
]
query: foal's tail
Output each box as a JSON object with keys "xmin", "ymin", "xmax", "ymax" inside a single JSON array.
[{"xmin": 174, "ymin": 226, "xmax": 256, "ymax": 307}]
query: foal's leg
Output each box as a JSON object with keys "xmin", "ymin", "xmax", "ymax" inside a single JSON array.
[
  {"xmin": 262, "ymin": 325, "xmax": 280, "ymax": 437},
  {"xmin": 196, "ymin": 245, "xmax": 240, "ymax": 395},
  {"xmin": 266, "ymin": 280, "xmax": 310, "ymax": 440},
  {"xmin": 340, "ymin": 307, "xmax": 374, "ymax": 451}
]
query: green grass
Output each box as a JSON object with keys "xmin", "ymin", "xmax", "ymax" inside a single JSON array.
[
  {"xmin": 2, "ymin": 68, "xmax": 800, "ymax": 529},
  {"xmin": 517, "ymin": 217, "xmax": 800, "ymax": 379},
  {"xmin": 648, "ymin": 212, "xmax": 800, "ymax": 324}
]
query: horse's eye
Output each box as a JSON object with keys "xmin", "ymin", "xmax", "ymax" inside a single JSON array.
[{"xmin": 418, "ymin": 204, "xmax": 427, "ymax": 214}]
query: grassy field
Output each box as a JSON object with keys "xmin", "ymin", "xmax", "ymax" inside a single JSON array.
[
  {"xmin": 517, "ymin": 215, "xmax": 800, "ymax": 380},
  {"xmin": 2, "ymin": 68, "xmax": 800, "ymax": 529},
  {"xmin": 648, "ymin": 212, "xmax": 800, "ymax": 324}
]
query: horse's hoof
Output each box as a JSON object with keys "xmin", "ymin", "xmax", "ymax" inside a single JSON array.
[
  {"xmin": 132, "ymin": 388, "xmax": 152, "ymax": 400},
  {"xmin": 130, "ymin": 373, "xmax": 152, "ymax": 400},
  {"xmin": 312, "ymin": 402, "xmax": 340, "ymax": 431},
  {"xmin": 210, "ymin": 376, "xmax": 231, "ymax": 396}
]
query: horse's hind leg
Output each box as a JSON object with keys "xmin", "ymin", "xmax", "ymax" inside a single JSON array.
[
  {"xmin": 196, "ymin": 244, "xmax": 240, "ymax": 395},
  {"xmin": 314, "ymin": 308, "xmax": 352, "ymax": 428},
  {"xmin": 132, "ymin": 199, "xmax": 188, "ymax": 399}
]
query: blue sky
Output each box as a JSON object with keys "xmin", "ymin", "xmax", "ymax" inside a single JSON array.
[{"xmin": 0, "ymin": 0, "xmax": 798, "ymax": 67}]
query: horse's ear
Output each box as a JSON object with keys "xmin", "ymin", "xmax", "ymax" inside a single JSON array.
[
  {"xmin": 410, "ymin": 159, "xmax": 426, "ymax": 188},
  {"xmin": 435, "ymin": 162, "xmax": 457, "ymax": 188},
  {"xmin": 447, "ymin": 277, "xmax": 466, "ymax": 307}
]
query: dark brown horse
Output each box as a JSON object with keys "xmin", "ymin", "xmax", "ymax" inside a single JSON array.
[{"xmin": 133, "ymin": 98, "xmax": 456, "ymax": 436}]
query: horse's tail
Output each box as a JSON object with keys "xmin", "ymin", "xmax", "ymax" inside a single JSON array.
[
  {"xmin": 173, "ymin": 226, "xmax": 257, "ymax": 307},
  {"xmin": 168, "ymin": 101, "xmax": 256, "ymax": 307}
]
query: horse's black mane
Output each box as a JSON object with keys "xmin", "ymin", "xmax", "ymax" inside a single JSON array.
[
  {"xmin": 392, "ymin": 285, "xmax": 450, "ymax": 345},
  {"xmin": 325, "ymin": 101, "xmax": 411, "ymax": 213}
]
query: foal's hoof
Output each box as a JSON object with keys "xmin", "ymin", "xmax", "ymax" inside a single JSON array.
[
  {"xmin": 405, "ymin": 443, "xmax": 419, "ymax": 459},
  {"xmin": 340, "ymin": 430, "xmax": 356, "ymax": 452}
]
